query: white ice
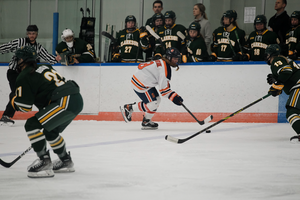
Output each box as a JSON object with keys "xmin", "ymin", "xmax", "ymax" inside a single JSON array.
[{"xmin": 0, "ymin": 120, "xmax": 300, "ymax": 200}]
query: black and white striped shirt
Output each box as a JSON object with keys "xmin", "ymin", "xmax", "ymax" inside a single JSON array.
[{"xmin": 0, "ymin": 37, "xmax": 57, "ymax": 70}]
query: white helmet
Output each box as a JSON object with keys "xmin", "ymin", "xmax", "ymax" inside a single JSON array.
[{"xmin": 61, "ymin": 29, "xmax": 74, "ymax": 48}]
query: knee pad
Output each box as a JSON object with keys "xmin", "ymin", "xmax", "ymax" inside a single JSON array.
[{"xmin": 146, "ymin": 97, "xmax": 161, "ymax": 112}]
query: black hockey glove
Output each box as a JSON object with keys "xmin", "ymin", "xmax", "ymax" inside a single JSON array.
[
  {"xmin": 168, "ymin": 92, "xmax": 183, "ymax": 106},
  {"xmin": 288, "ymin": 52, "xmax": 298, "ymax": 61},
  {"xmin": 208, "ymin": 53, "xmax": 217, "ymax": 62},
  {"xmin": 232, "ymin": 54, "xmax": 242, "ymax": 61},
  {"xmin": 268, "ymin": 82, "xmax": 284, "ymax": 97},
  {"xmin": 267, "ymin": 74, "xmax": 276, "ymax": 85},
  {"xmin": 241, "ymin": 53, "xmax": 250, "ymax": 61}
]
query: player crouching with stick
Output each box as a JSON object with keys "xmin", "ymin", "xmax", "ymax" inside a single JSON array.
[
  {"xmin": 120, "ymin": 47, "xmax": 183, "ymax": 130},
  {"xmin": 11, "ymin": 46, "xmax": 83, "ymax": 178}
]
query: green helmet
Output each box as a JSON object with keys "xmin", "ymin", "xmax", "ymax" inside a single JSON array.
[
  {"xmin": 221, "ymin": 10, "xmax": 237, "ymax": 27},
  {"xmin": 125, "ymin": 15, "xmax": 136, "ymax": 31},
  {"xmin": 188, "ymin": 22, "xmax": 201, "ymax": 36},
  {"xmin": 291, "ymin": 11, "xmax": 300, "ymax": 20},
  {"xmin": 254, "ymin": 15, "xmax": 267, "ymax": 32},
  {"xmin": 15, "ymin": 46, "xmax": 37, "ymax": 62},
  {"xmin": 152, "ymin": 13, "xmax": 164, "ymax": 28},
  {"xmin": 264, "ymin": 44, "xmax": 281, "ymax": 64},
  {"xmin": 164, "ymin": 11, "xmax": 176, "ymax": 20}
]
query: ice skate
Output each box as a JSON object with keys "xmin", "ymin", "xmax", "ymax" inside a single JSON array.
[
  {"xmin": 141, "ymin": 116, "xmax": 158, "ymax": 130},
  {"xmin": 0, "ymin": 115, "xmax": 15, "ymax": 126},
  {"xmin": 53, "ymin": 152, "xmax": 75, "ymax": 173},
  {"xmin": 120, "ymin": 103, "xmax": 135, "ymax": 122},
  {"xmin": 290, "ymin": 135, "xmax": 300, "ymax": 143},
  {"xmin": 27, "ymin": 151, "xmax": 54, "ymax": 178}
]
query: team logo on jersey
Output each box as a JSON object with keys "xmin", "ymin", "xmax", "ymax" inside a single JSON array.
[
  {"xmin": 126, "ymin": 33, "xmax": 133, "ymax": 40},
  {"xmin": 223, "ymin": 32, "xmax": 230, "ymax": 37},
  {"xmin": 165, "ymin": 29, "xmax": 172, "ymax": 36},
  {"xmin": 255, "ymin": 35, "xmax": 263, "ymax": 42}
]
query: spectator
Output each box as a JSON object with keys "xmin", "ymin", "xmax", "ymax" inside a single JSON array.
[
  {"xmin": 154, "ymin": 11, "xmax": 187, "ymax": 63},
  {"xmin": 145, "ymin": 0, "xmax": 164, "ymax": 28},
  {"xmin": 56, "ymin": 28, "xmax": 95, "ymax": 65},
  {"xmin": 186, "ymin": 22, "xmax": 209, "ymax": 62},
  {"xmin": 193, "ymin": 3, "xmax": 212, "ymax": 54},
  {"xmin": 112, "ymin": 15, "xmax": 145, "ymax": 63},
  {"xmin": 268, "ymin": 0, "xmax": 290, "ymax": 55},
  {"xmin": 246, "ymin": 15, "xmax": 280, "ymax": 61},
  {"xmin": 286, "ymin": 11, "xmax": 300, "ymax": 60},
  {"xmin": 209, "ymin": 10, "xmax": 248, "ymax": 62},
  {"xmin": 0, "ymin": 25, "xmax": 59, "ymax": 126}
]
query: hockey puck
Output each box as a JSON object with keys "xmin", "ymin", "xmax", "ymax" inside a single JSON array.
[{"xmin": 206, "ymin": 130, "xmax": 211, "ymax": 133}]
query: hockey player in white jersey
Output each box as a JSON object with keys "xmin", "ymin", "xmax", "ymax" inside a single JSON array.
[{"xmin": 120, "ymin": 47, "xmax": 183, "ymax": 130}]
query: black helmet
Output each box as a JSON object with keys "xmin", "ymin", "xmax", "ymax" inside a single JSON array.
[
  {"xmin": 125, "ymin": 15, "xmax": 136, "ymax": 31},
  {"xmin": 165, "ymin": 47, "xmax": 181, "ymax": 66},
  {"xmin": 291, "ymin": 11, "xmax": 300, "ymax": 27},
  {"xmin": 164, "ymin": 11, "xmax": 176, "ymax": 29},
  {"xmin": 264, "ymin": 44, "xmax": 281, "ymax": 64},
  {"xmin": 189, "ymin": 22, "xmax": 201, "ymax": 34},
  {"xmin": 15, "ymin": 46, "xmax": 37, "ymax": 62},
  {"xmin": 221, "ymin": 10, "xmax": 237, "ymax": 27},
  {"xmin": 152, "ymin": 13, "xmax": 164, "ymax": 28},
  {"xmin": 26, "ymin": 25, "xmax": 38, "ymax": 32},
  {"xmin": 254, "ymin": 15, "xmax": 267, "ymax": 33}
]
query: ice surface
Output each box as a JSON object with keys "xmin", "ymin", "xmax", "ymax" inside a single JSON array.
[{"xmin": 0, "ymin": 120, "xmax": 299, "ymax": 200}]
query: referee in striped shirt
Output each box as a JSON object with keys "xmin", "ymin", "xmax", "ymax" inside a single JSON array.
[{"xmin": 0, "ymin": 25, "xmax": 60, "ymax": 125}]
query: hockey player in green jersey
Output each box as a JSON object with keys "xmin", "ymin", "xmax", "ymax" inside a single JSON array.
[
  {"xmin": 112, "ymin": 15, "xmax": 144, "ymax": 63},
  {"xmin": 186, "ymin": 22, "xmax": 208, "ymax": 62},
  {"xmin": 246, "ymin": 15, "xmax": 280, "ymax": 61},
  {"xmin": 286, "ymin": 11, "xmax": 300, "ymax": 61},
  {"xmin": 265, "ymin": 44, "xmax": 300, "ymax": 142},
  {"xmin": 56, "ymin": 28, "xmax": 95, "ymax": 64},
  {"xmin": 209, "ymin": 10, "xmax": 248, "ymax": 62},
  {"xmin": 154, "ymin": 11, "xmax": 187, "ymax": 62},
  {"xmin": 11, "ymin": 46, "xmax": 83, "ymax": 178}
]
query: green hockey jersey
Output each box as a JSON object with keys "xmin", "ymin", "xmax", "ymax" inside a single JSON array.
[
  {"xmin": 155, "ymin": 24, "xmax": 187, "ymax": 56},
  {"xmin": 13, "ymin": 64, "xmax": 68, "ymax": 111},
  {"xmin": 246, "ymin": 29, "xmax": 280, "ymax": 61},
  {"xmin": 115, "ymin": 28, "xmax": 144, "ymax": 62},
  {"xmin": 286, "ymin": 25, "xmax": 300, "ymax": 59},
  {"xmin": 212, "ymin": 26, "xmax": 246, "ymax": 61},
  {"xmin": 55, "ymin": 38, "xmax": 95, "ymax": 63},
  {"xmin": 186, "ymin": 35, "xmax": 209, "ymax": 62}
]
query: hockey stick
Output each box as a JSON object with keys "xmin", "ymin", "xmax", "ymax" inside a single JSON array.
[
  {"xmin": 226, "ymin": 34, "xmax": 237, "ymax": 56},
  {"xmin": 176, "ymin": 31, "xmax": 186, "ymax": 41},
  {"xmin": 165, "ymin": 94, "xmax": 271, "ymax": 144},
  {"xmin": 146, "ymin": 25, "xmax": 165, "ymax": 51},
  {"xmin": 181, "ymin": 103, "xmax": 212, "ymax": 125},
  {"xmin": 0, "ymin": 146, "xmax": 32, "ymax": 168},
  {"xmin": 101, "ymin": 31, "xmax": 116, "ymax": 43}
]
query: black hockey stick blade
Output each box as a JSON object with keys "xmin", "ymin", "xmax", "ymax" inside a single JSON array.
[
  {"xmin": 0, "ymin": 146, "xmax": 32, "ymax": 168},
  {"xmin": 165, "ymin": 94, "xmax": 271, "ymax": 144},
  {"xmin": 181, "ymin": 103, "xmax": 212, "ymax": 125},
  {"xmin": 101, "ymin": 31, "xmax": 116, "ymax": 43}
]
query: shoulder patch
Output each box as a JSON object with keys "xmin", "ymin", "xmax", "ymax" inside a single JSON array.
[
  {"xmin": 250, "ymin": 37, "xmax": 254, "ymax": 40},
  {"xmin": 159, "ymin": 31, "xmax": 164, "ymax": 34},
  {"xmin": 217, "ymin": 33, "xmax": 222, "ymax": 35},
  {"xmin": 120, "ymin": 35, "xmax": 125, "ymax": 38}
]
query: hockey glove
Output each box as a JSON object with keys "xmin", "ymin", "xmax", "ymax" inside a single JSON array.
[
  {"xmin": 168, "ymin": 91, "xmax": 183, "ymax": 106},
  {"xmin": 153, "ymin": 53, "xmax": 162, "ymax": 60},
  {"xmin": 68, "ymin": 55, "xmax": 76, "ymax": 65},
  {"xmin": 182, "ymin": 55, "xmax": 187, "ymax": 63},
  {"xmin": 268, "ymin": 82, "xmax": 284, "ymax": 97},
  {"xmin": 288, "ymin": 51, "xmax": 298, "ymax": 60},
  {"xmin": 112, "ymin": 53, "xmax": 121, "ymax": 62},
  {"xmin": 208, "ymin": 53, "xmax": 217, "ymax": 62},
  {"xmin": 267, "ymin": 74, "xmax": 276, "ymax": 85},
  {"xmin": 241, "ymin": 53, "xmax": 250, "ymax": 61},
  {"xmin": 232, "ymin": 53, "xmax": 242, "ymax": 61}
]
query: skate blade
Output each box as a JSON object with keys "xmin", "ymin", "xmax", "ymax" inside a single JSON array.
[
  {"xmin": 119, "ymin": 106, "xmax": 129, "ymax": 123},
  {"xmin": 141, "ymin": 127, "xmax": 158, "ymax": 130},
  {"xmin": 54, "ymin": 167, "xmax": 75, "ymax": 173},
  {"xmin": 0, "ymin": 121, "xmax": 14, "ymax": 126},
  {"xmin": 28, "ymin": 169, "xmax": 55, "ymax": 178}
]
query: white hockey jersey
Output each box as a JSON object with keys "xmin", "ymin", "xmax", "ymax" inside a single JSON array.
[{"xmin": 131, "ymin": 59, "xmax": 174, "ymax": 98}]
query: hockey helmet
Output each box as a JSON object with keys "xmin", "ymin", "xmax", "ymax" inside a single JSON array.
[
  {"xmin": 164, "ymin": 11, "xmax": 176, "ymax": 20},
  {"xmin": 291, "ymin": 11, "xmax": 300, "ymax": 27},
  {"xmin": 61, "ymin": 29, "xmax": 74, "ymax": 42},
  {"xmin": 221, "ymin": 10, "xmax": 237, "ymax": 27},
  {"xmin": 189, "ymin": 22, "xmax": 201, "ymax": 34},
  {"xmin": 264, "ymin": 44, "xmax": 281, "ymax": 64},
  {"xmin": 125, "ymin": 15, "xmax": 136, "ymax": 31},
  {"xmin": 26, "ymin": 25, "xmax": 38, "ymax": 32},
  {"xmin": 165, "ymin": 47, "xmax": 181, "ymax": 66},
  {"xmin": 15, "ymin": 46, "xmax": 37, "ymax": 62},
  {"xmin": 254, "ymin": 15, "xmax": 267, "ymax": 32},
  {"xmin": 152, "ymin": 13, "xmax": 164, "ymax": 28}
]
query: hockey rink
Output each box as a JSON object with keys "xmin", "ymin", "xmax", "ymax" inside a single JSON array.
[{"xmin": 0, "ymin": 120, "xmax": 299, "ymax": 200}]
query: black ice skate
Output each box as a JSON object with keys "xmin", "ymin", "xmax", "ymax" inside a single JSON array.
[
  {"xmin": 53, "ymin": 151, "xmax": 75, "ymax": 173},
  {"xmin": 141, "ymin": 116, "xmax": 158, "ymax": 130},
  {"xmin": 120, "ymin": 103, "xmax": 135, "ymax": 122},
  {"xmin": 290, "ymin": 135, "xmax": 300, "ymax": 143},
  {"xmin": 27, "ymin": 151, "xmax": 54, "ymax": 178},
  {"xmin": 0, "ymin": 115, "xmax": 15, "ymax": 126}
]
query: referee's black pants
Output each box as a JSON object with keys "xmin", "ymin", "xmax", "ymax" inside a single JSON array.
[{"xmin": 2, "ymin": 69, "xmax": 18, "ymax": 118}]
